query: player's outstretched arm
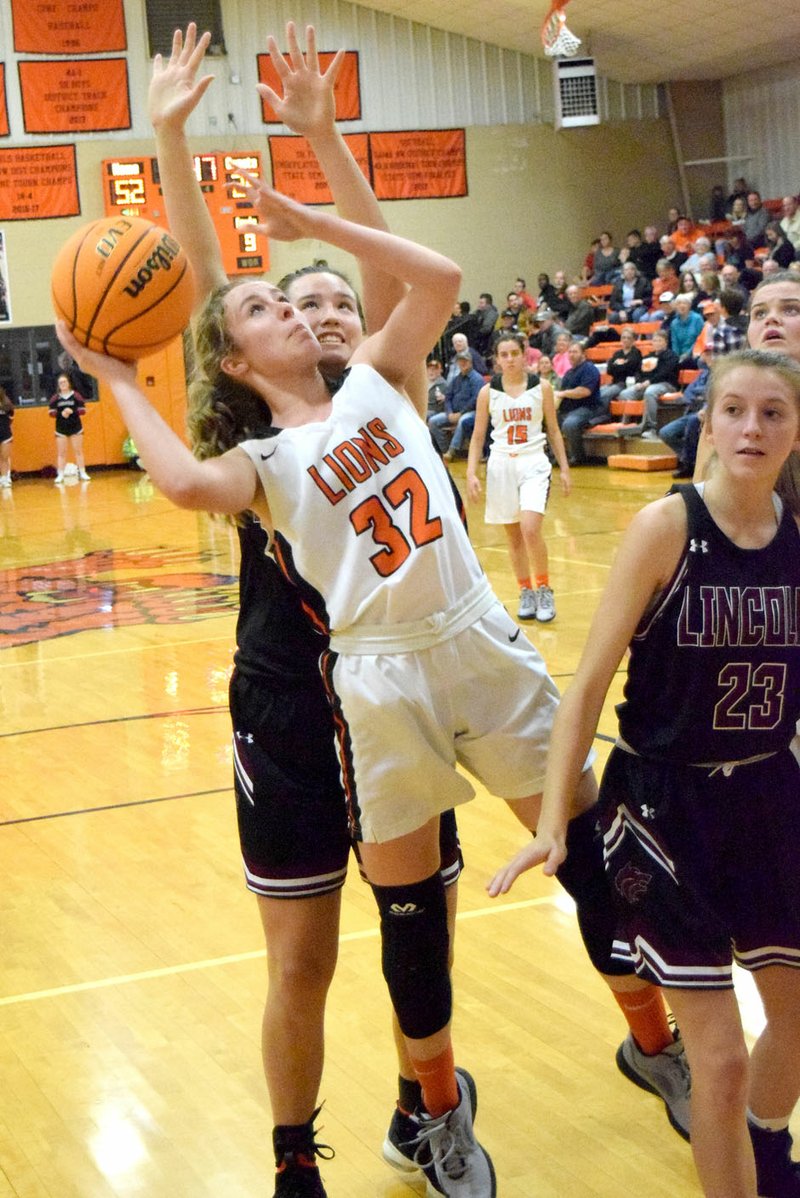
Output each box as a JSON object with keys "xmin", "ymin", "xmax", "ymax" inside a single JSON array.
[
  {"xmin": 247, "ymin": 179, "xmax": 460, "ymax": 392},
  {"xmin": 486, "ymin": 831, "xmax": 565, "ymax": 897},
  {"xmin": 56, "ymin": 323, "xmax": 258, "ymax": 516},
  {"xmin": 260, "ymin": 22, "xmax": 430, "ymax": 413},
  {"xmin": 466, "ymin": 384, "xmax": 490, "ymax": 502},
  {"xmin": 149, "ymin": 24, "xmax": 227, "ymax": 301}
]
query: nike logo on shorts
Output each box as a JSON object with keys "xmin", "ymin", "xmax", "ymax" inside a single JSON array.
[{"xmin": 508, "ymin": 629, "xmax": 521, "ymax": 643}]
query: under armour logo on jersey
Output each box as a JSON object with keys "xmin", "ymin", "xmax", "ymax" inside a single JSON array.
[
  {"xmin": 689, "ymin": 538, "xmax": 709, "ymax": 554},
  {"xmin": 235, "ymin": 730, "xmax": 254, "ymax": 744},
  {"xmin": 640, "ymin": 804, "xmax": 655, "ymax": 820},
  {"xmin": 389, "ymin": 902, "xmax": 420, "ymax": 915}
]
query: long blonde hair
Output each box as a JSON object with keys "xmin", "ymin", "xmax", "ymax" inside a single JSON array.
[
  {"xmin": 186, "ymin": 283, "xmax": 273, "ymax": 462},
  {"xmin": 706, "ymin": 349, "xmax": 800, "ymax": 514}
]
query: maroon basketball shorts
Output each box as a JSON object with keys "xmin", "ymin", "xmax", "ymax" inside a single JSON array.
[{"xmin": 600, "ymin": 745, "xmax": 800, "ymax": 988}]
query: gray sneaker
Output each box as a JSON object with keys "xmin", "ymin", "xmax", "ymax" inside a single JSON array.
[
  {"xmin": 382, "ymin": 1067, "xmax": 477, "ymax": 1196},
  {"xmin": 412, "ymin": 1071, "xmax": 496, "ymax": 1197},
  {"xmin": 616, "ymin": 1031, "xmax": 691, "ymax": 1141},
  {"xmin": 535, "ymin": 584, "xmax": 556, "ymax": 622},
  {"xmin": 517, "ymin": 587, "xmax": 537, "ymax": 620}
]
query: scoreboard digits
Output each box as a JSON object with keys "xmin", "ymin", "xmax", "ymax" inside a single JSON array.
[{"xmin": 102, "ymin": 153, "xmax": 268, "ymax": 275}]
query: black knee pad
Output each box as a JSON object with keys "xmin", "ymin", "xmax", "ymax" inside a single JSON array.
[
  {"xmin": 556, "ymin": 805, "xmax": 629, "ymax": 976},
  {"xmin": 371, "ymin": 872, "xmax": 451, "ymax": 1040}
]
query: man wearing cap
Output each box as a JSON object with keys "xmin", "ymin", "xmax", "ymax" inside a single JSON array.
[
  {"xmin": 529, "ymin": 307, "xmax": 567, "ymax": 358},
  {"xmin": 428, "ymin": 349, "xmax": 485, "ymax": 457}
]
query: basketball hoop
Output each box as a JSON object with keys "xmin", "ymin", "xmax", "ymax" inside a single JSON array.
[{"xmin": 541, "ymin": 0, "xmax": 582, "ymax": 58}]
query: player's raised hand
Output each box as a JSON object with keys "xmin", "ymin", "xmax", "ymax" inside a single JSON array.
[
  {"xmin": 239, "ymin": 173, "xmax": 317, "ymax": 242},
  {"xmin": 485, "ymin": 829, "xmax": 566, "ymax": 897},
  {"xmin": 56, "ymin": 321, "xmax": 138, "ymax": 388},
  {"xmin": 256, "ymin": 22, "xmax": 344, "ymax": 140},
  {"xmin": 149, "ymin": 23, "xmax": 215, "ymax": 131}
]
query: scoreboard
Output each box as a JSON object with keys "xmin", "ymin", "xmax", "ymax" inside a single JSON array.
[{"xmin": 101, "ymin": 153, "xmax": 268, "ymax": 276}]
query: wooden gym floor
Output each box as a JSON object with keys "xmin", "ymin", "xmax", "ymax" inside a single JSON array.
[{"xmin": 0, "ymin": 461, "xmax": 775, "ymax": 1197}]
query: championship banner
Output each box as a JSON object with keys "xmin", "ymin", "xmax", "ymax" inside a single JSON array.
[
  {"xmin": 269, "ymin": 133, "xmax": 370, "ymax": 204},
  {"xmin": 258, "ymin": 51, "xmax": 361, "ymax": 123},
  {"xmin": 19, "ymin": 58, "xmax": 131, "ymax": 134},
  {"xmin": 0, "ymin": 145, "xmax": 81, "ymax": 221},
  {"xmin": 0, "ymin": 231, "xmax": 11, "ymax": 323},
  {"xmin": 371, "ymin": 130, "xmax": 467, "ymax": 200},
  {"xmin": 11, "ymin": 0, "xmax": 127, "ymax": 54},
  {"xmin": 0, "ymin": 65, "xmax": 8, "ymax": 137}
]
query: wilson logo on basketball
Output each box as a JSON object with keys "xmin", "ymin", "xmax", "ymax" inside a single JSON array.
[{"xmin": 123, "ymin": 233, "xmax": 183, "ymax": 298}]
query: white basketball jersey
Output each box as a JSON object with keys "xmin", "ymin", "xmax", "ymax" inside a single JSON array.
[
  {"xmin": 488, "ymin": 379, "xmax": 546, "ymax": 457},
  {"xmin": 239, "ymin": 364, "xmax": 485, "ymax": 634}
]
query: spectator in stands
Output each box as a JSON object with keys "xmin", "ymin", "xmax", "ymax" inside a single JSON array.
[
  {"xmin": 636, "ymin": 225, "xmax": 663, "ymax": 281},
  {"xmin": 530, "ymin": 307, "xmax": 567, "ymax": 358},
  {"xmin": 691, "ymin": 298, "xmax": 721, "ymax": 360},
  {"xmin": 662, "ymin": 287, "xmax": 747, "ymax": 478},
  {"xmin": 549, "ymin": 270, "xmax": 571, "ymax": 318},
  {"xmin": 678, "ymin": 271, "xmax": 700, "ymax": 309},
  {"xmin": 554, "ymin": 341, "xmax": 602, "ymax": 464},
  {"xmin": 721, "ymin": 236, "xmax": 760, "ymax": 292},
  {"xmin": 473, "ymin": 292, "xmax": 499, "ymax": 359},
  {"xmin": 697, "ymin": 270, "xmax": 721, "ymax": 305},
  {"xmin": 607, "ymin": 261, "xmax": 652, "ymax": 324},
  {"xmin": 564, "ymin": 284, "xmax": 594, "ymax": 340},
  {"xmin": 708, "ymin": 184, "xmax": 727, "ymax": 222},
  {"xmin": 669, "ymin": 294, "xmax": 704, "ymax": 363},
  {"xmin": 617, "ymin": 228, "xmax": 641, "ymax": 268},
  {"xmin": 536, "ymin": 273, "xmax": 560, "ymax": 313},
  {"xmin": 512, "ymin": 277, "xmax": 536, "ymax": 310},
  {"xmin": 726, "ymin": 176, "xmax": 749, "ymax": 213},
  {"xmin": 503, "ymin": 291, "xmax": 532, "ymax": 335},
  {"xmin": 665, "ymin": 205, "xmax": 681, "ymax": 234},
  {"xmin": 744, "ymin": 189, "xmax": 769, "ymax": 247},
  {"xmin": 446, "ymin": 331, "xmax": 486, "ymax": 380},
  {"xmin": 552, "ymin": 331, "xmax": 573, "ymax": 378},
  {"xmin": 590, "ymin": 231, "xmax": 621, "ymax": 285},
  {"xmin": 659, "ymin": 235, "xmax": 687, "ymax": 274},
  {"xmin": 714, "ymin": 287, "xmax": 748, "ymax": 347},
  {"xmin": 764, "ymin": 221, "xmax": 796, "ymax": 268},
  {"xmin": 671, "ymin": 215, "xmax": 697, "ymax": 255},
  {"xmin": 429, "ymin": 348, "xmax": 485, "ymax": 458},
  {"xmin": 728, "ymin": 195, "xmax": 747, "ymax": 225},
  {"xmin": 654, "ymin": 290, "xmax": 676, "ymax": 330},
  {"xmin": 426, "ymin": 357, "xmax": 447, "ymax": 419},
  {"xmin": 780, "ymin": 195, "xmax": 800, "ymax": 251},
  {"xmin": 682, "ymin": 236, "xmax": 713, "ymax": 279},
  {"xmin": 761, "ymin": 257, "xmax": 782, "ymax": 281},
  {"xmin": 535, "ymin": 353, "xmax": 559, "ymax": 393},
  {"xmin": 600, "ymin": 326, "xmax": 643, "ymax": 408},
  {"xmin": 494, "ymin": 308, "xmax": 520, "ymax": 347},
  {"xmin": 652, "ymin": 259, "xmax": 680, "ymax": 307},
  {"xmin": 661, "ymin": 365, "xmax": 710, "ymax": 478},
  {"xmin": 617, "ymin": 327, "xmax": 680, "ymax": 437},
  {"xmin": 581, "ymin": 238, "xmax": 601, "ymax": 283}
]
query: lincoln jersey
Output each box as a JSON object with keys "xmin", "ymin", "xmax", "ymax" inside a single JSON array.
[
  {"xmin": 487, "ymin": 373, "xmax": 546, "ymax": 457},
  {"xmin": 239, "ymin": 364, "xmax": 483, "ymax": 635},
  {"xmin": 618, "ymin": 484, "xmax": 800, "ymax": 763}
]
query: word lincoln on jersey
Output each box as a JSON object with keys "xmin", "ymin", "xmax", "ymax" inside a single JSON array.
[{"xmin": 678, "ymin": 585, "xmax": 800, "ymax": 648}]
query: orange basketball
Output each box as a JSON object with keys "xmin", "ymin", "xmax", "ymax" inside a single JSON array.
[{"xmin": 51, "ymin": 216, "xmax": 195, "ymax": 360}]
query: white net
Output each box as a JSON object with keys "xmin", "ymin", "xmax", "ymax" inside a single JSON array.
[{"xmin": 543, "ymin": 15, "xmax": 582, "ymax": 58}]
